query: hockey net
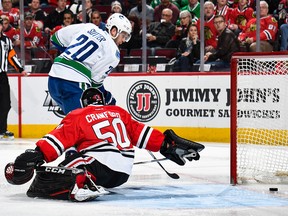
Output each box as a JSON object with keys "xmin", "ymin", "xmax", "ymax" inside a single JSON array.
[{"xmin": 230, "ymin": 52, "xmax": 288, "ymax": 184}]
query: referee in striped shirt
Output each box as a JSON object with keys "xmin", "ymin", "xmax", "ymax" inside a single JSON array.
[{"xmin": 0, "ymin": 17, "xmax": 28, "ymax": 140}]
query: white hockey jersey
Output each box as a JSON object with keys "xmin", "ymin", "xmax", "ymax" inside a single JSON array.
[{"xmin": 50, "ymin": 23, "xmax": 120, "ymax": 85}]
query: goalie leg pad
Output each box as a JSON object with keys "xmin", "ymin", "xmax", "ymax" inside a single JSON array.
[
  {"xmin": 26, "ymin": 167, "xmax": 84, "ymax": 200},
  {"xmin": 27, "ymin": 166, "xmax": 108, "ymax": 201}
]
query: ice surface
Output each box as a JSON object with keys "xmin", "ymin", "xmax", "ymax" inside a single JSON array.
[{"xmin": 1, "ymin": 139, "xmax": 288, "ymax": 216}]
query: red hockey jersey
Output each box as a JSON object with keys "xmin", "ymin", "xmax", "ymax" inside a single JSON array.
[
  {"xmin": 196, "ymin": 15, "xmax": 218, "ymax": 49},
  {"xmin": 238, "ymin": 15, "xmax": 278, "ymax": 42},
  {"xmin": 3, "ymin": 25, "xmax": 18, "ymax": 42},
  {"xmin": 36, "ymin": 105, "xmax": 165, "ymax": 175},
  {"xmin": 15, "ymin": 23, "xmax": 44, "ymax": 48},
  {"xmin": 215, "ymin": 5, "xmax": 232, "ymax": 23},
  {"xmin": 0, "ymin": 8, "xmax": 20, "ymax": 27},
  {"xmin": 228, "ymin": 6, "xmax": 254, "ymax": 31}
]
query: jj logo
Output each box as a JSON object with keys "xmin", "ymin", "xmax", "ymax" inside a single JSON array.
[
  {"xmin": 127, "ymin": 81, "xmax": 160, "ymax": 122},
  {"xmin": 136, "ymin": 93, "xmax": 151, "ymax": 112}
]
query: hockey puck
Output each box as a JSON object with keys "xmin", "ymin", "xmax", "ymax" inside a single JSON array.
[{"xmin": 269, "ymin": 188, "xmax": 278, "ymax": 192}]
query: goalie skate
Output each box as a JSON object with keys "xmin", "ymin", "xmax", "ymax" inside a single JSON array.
[{"xmin": 70, "ymin": 183, "xmax": 109, "ymax": 202}]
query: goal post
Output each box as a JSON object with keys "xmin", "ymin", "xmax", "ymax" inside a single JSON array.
[{"xmin": 230, "ymin": 52, "xmax": 288, "ymax": 185}]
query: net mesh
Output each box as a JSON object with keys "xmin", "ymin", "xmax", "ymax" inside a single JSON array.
[{"xmin": 235, "ymin": 56, "xmax": 288, "ymax": 183}]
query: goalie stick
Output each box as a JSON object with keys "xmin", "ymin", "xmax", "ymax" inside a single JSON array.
[
  {"xmin": 35, "ymin": 165, "xmax": 84, "ymax": 176},
  {"xmin": 148, "ymin": 151, "xmax": 180, "ymax": 179},
  {"xmin": 134, "ymin": 158, "xmax": 168, "ymax": 165}
]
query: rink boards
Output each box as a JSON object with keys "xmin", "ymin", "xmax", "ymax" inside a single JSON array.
[{"xmin": 8, "ymin": 72, "xmax": 288, "ymax": 142}]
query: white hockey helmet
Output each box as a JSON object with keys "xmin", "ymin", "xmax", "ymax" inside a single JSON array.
[{"xmin": 106, "ymin": 13, "xmax": 132, "ymax": 42}]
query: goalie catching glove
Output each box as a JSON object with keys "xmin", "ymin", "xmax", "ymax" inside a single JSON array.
[
  {"xmin": 5, "ymin": 148, "xmax": 44, "ymax": 185},
  {"xmin": 160, "ymin": 129, "xmax": 205, "ymax": 166}
]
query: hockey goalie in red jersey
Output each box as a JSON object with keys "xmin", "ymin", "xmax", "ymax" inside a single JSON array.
[{"xmin": 4, "ymin": 88, "xmax": 204, "ymax": 202}]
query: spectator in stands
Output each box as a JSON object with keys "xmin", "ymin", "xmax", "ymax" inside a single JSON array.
[
  {"xmin": 204, "ymin": 15, "xmax": 240, "ymax": 71},
  {"xmin": 172, "ymin": 24, "xmax": 200, "ymax": 72},
  {"xmin": 154, "ymin": 0, "xmax": 180, "ymax": 25},
  {"xmin": 119, "ymin": 15, "xmax": 142, "ymax": 54},
  {"xmin": 172, "ymin": 0, "xmax": 188, "ymax": 10},
  {"xmin": 50, "ymin": 9, "xmax": 75, "ymax": 35},
  {"xmin": 273, "ymin": 0, "xmax": 288, "ymax": 51},
  {"xmin": 76, "ymin": 0, "xmax": 94, "ymax": 23},
  {"xmin": 280, "ymin": 24, "xmax": 288, "ymax": 50},
  {"xmin": 0, "ymin": 0, "xmax": 20, "ymax": 28},
  {"xmin": 146, "ymin": 8, "xmax": 175, "ymax": 48},
  {"xmin": 25, "ymin": 1, "xmax": 49, "ymax": 7},
  {"xmin": 261, "ymin": 0, "xmax": 280, "ymax": 15},
  {"xmin": 129, "ymin": 0, "xmax": 154, "ymax": 24},
  {"xmin": 1, "ymin": 15, "xmax": 17, "ymax": 44},
  {"xmin": 273, "ymin": 0, "xmax": 288, "ymax": 27},
  {"xmin": 227, "ymin": 0, "xmax": 255, "ymax": 8},
  {"xmin": 195, "ymin": 1, "xmax": 218, "ymax": 53},
  {"xmin": 150, "ymin": 0, "xmax": 161, "ymax": 9},
  {"xmin": 28, "ymin": 0, "xmax": 48, "ymax": 30},
  {"xmin": 48, "ymin": 0, "xmax": 70, "ymax": 7},
  {"xmin": 228, "ymin": 0, "xmax": 254, "ymax": 36},
  {"xmin": 15, "ymin": 12, "xmax": 45, "ymax": 49},
  {"xmin": 180, "ymin": 0, "xmax": 200, "ymax": 23},
  {"xmin": 110, "ymin": 1, "xmax": 123, "ymax": 15},
  {"xmin": 166, "ymin": 10, "xmax": 192, "ymax": 48},
  {"xmin": 67, "ymin": 0, "xmax": 82, "ymax": 15},
  {"xmin": 215, "ymin": 0, "xmax": 232, "ymax": 22},
  {"xmin": 44, "ymin": 0, "xmax": 68, "ymax": 34},
  {"xmin": 90, "ymin": 10, "xmax": 106, "ymax": 31},
  {"xmin": 238, "ymin": 0, "xmax": 278, "ymax": 52}
]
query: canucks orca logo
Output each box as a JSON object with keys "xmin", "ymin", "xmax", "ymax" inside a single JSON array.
[
  {"xmin": 43, "ymin": 91, "xmax": 65, "ymax": 118},
  {"xmin": 127, "ymin": 81, "xmax": 160, "ymax": 122}
]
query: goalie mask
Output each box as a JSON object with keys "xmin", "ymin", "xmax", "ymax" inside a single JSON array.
[{"xmin": 81, "ymin": 88, "xmax": 105, "ymax": 107}]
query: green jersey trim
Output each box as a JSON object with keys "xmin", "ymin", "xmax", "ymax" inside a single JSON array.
[{"xmin": 54, "ymin": 56, "xmax": 92, "ymax": 82}]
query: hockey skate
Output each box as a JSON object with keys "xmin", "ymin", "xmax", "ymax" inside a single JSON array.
[
  {"xmin": 0, "ymin": 131, "xmax": 14, "ymax": 140},
  {"xmin": 70, "ymin": 170, "xmax": 109, "ymax": 201},
  {"xmin": 70, "ymin": 183, "xmax": 109, "ymax": 202}
]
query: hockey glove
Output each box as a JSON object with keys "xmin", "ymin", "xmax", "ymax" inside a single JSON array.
[
  {"xmin": 14, "ymin": 148, "xmax": 44, "ymax": 169},
  {"xmin": 5, "ymin": 149, "xmax": 44, "ymax": 185},
  {"xmin": 98, "ymin": 85, "xmax": 116, "ymax": 105},
  {"xmin": 160, "ymin": 129, "xmax": 205, "ymax": 166},
  {"xmin": 103, "ymin": 89, "xmax": 116, "ymax": 105}
]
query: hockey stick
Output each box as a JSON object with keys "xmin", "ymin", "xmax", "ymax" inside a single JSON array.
[
  {"xmin": 134, "ymin": 158, "xmax": 168, "ymax": 165},
  {"xmin": 147, "ymin": 151, "xmax": 180, "ymax": 179},
  {"xmin": 36, "ymin": 165, "xmax": 84, "ymax": 176}
]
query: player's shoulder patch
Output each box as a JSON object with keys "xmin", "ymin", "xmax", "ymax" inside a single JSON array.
[{"xmin": 116, "ymin": 50, "xmax": 120, "ymax": 59}]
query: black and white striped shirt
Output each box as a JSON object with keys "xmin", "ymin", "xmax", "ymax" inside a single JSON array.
[{"xmin": 0, "ymin": 34, "xmax": 23, "ymax": 73}]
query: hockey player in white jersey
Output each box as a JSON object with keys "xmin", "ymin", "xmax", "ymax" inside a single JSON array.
[{"xmin": 48, "ymin": 13, "xmax": 132, "ymax": 115}]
